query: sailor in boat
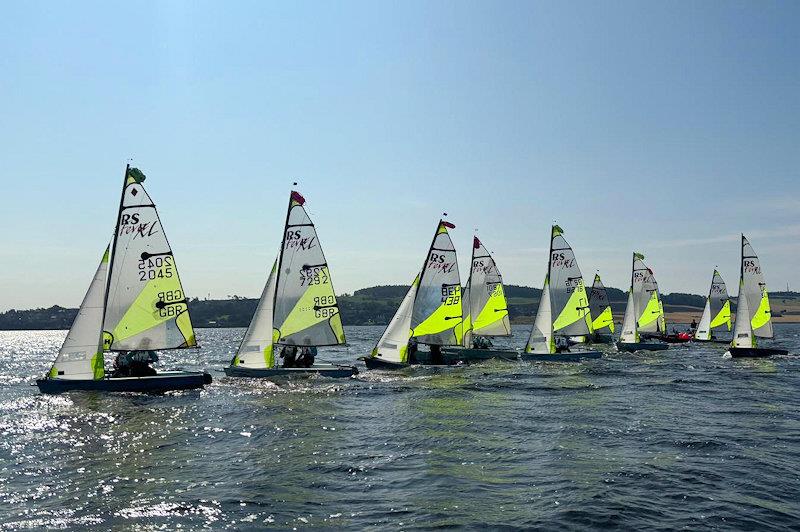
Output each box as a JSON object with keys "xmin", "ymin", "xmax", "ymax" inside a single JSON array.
[
  {"xmin": 406, "ymin": 337, "xmax": 419, "ymax": 364},
  {"xmin": 554, "ymin": 336, "xmax": 571, "ymax": 354},
  {"xmin": 430, "ymin": 344, "xmax": 444, "ymax": 365},
  {"xmin": 112, "ymin": 350, "xmax": 159, "ymax": 377},
  {"xmin": 296, "ymin": 346, "xmax": 317, "ymax": 368},
  {"xmin": 690, "ymin": 318, "xmax": 698, "ymax": 332},
  {"xmin": 280, "ymin": 345, "xmax": 299, "ymax": 368},
  {"xmin": 472, "ymin": 336, "xmax": 493, "ymax": 350}
]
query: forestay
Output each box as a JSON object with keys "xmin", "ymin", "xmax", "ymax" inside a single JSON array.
[
  {"xmin": 465, "ymin": 237, "xmax": 511, "ymax": 338},
  {"xmin": 49, "ymin": 247, "xmax": 109, "ymax": 380},
  {"xmin": 273, "ymin": 191, "xmax": 346, "ymax": 347},
  {"xmin": 103, "ymin": 167, "xmax": 196, "ymax": 351},
  {"xmin": 371, "ymin": 277, "xmax": 419, "ymax": 363},
  {"xmin": 410, "ymin": 220, "xmax": 463, "ymax": 345},
  {"xmin": 549, "ymin": 226, "xmax": 591, "ymax": 337},
  {"xmin": 589, "ymin": 273, "xmax": 615, "ymax": 333},
  {"xmin": 232, "ymin": 261, "xmax": 278, "ymax": 368}
]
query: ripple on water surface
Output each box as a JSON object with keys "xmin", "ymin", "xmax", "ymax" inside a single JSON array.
[{"xmin": 1, "ymin": 326, "xmax": 799, "ymax": 529}]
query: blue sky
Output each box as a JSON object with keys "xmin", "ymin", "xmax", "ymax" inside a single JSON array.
[{"xmin": 1, "ymin": 1, "xmax": 798, "ymax": 310}]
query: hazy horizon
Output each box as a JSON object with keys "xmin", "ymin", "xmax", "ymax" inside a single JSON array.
[{"xmin": 2, "ymin": 2, "xmax": 799, "ymax": 311}]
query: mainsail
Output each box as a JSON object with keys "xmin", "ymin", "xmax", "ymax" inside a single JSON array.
[
  {"xmin": 741, "ymin": 235, "xmax": 773, "ymax": 338},
  {"xmin": 589, "ymin": 273, "xmax": 615, "ymax": 334},
  {"xmin": 49, "ymin": 247, "xmax": 109, "ymax": 380},
  {"xmin": 620, "ymin": 252, "xmax": 647, "ymax": 344},
  {"xmin": 103, "ymin": 167, "xmax": 196, "ymax": 351},
  {"xmin": 273, "ymin": 191, "xmax": 345, "ymax": 347},
  {"xmin": 463, "ymin": 236, "xmax": 511, "ymax": 341},
  {"xmin": 732, "ymin": 235, "xmax": 773, "ymax": 348},
  {"xmin": 410, "ymin": 220, "xmax": 463, "ymax": 345},
  {"xmin": 525, "ymin": 225, "xmax": 591, "ymax": 353},
  {"xmin": 633, "ymin": 254, "xmax": 662, "ymax": 333},
  {"xmin": 694, "ymin": 270, "xmax": 731, "ymax": 340}
]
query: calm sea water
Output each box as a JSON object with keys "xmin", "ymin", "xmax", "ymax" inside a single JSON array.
[{"xmin": 1, "ymin": 325, "xmax": 799, "ymax": 530}]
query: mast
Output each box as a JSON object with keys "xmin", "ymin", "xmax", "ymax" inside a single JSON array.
[
  {"xmin": 100, "ymin": 164, "xmax": 131, "ymax": 350},
  {"xmin": 271, "ymin": 190, "xmax": 295, "ymax": 337}
]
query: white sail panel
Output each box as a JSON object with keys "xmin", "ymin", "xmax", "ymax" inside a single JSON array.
[
  {"xmin": 525, "ymin": 278, "xmax": 553, "ymax": 354},
  {"xmin": 694, "ymin": 298, "xmax": 712, "ymax": 340},
  {"xmin": 103, "ymin": 168, "xmax": 196, "ymax": 351},
  {"xmin": 411, "ymin": 221, "xmax": 463, "ymax": 345},
  {"xmin": 49, "ymin": 247, "xmax": 109, "ymax": 380},
  {"xmin": 233, "ymin": 260, "xmax": 278, "ymax": 368},
  {"xmin": 549, "ymin": 228, "xmax": 591, "ymax": 336},
  {"xmin": 731, "ymin": 279, "xmax": 753, "ymax": 348},
  {"xmin": 468, "ymin": 237, "xmax": 511, "ymax": 337},
  {"xmin": 741, "ymin": 236, "xmax": 773, "ymax": 338},
  {"xmin": 460, "ymin": 282, "xmax": 472, "ymax": 348},
  {"xmin": 371, "ymin": 278, "xmax": 419, "ymax": 363},
  {"xmin": 619, "ymin": 289, "xmax": 639, "ymax": 343},
  {"xmin": 273, "ymin": 192, "xmax": 346, "ymax": 347}
]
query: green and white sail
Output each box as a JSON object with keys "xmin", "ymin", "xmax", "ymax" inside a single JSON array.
[
  {"xmin": 462, "ymin": 236, "xmax": 511, "ymax": 345},
  {"xmin": 48, "ymin": 247, "xmax": 110, "ymax": 380},
  {"xmin": 732, "ymin": 235, "xmax": 773, "ymax": 348},
  {"xmin": 103, "ymin": 167, "xmax": 196, "ymax": 351},
  {"xmin": 632, "ymin": 254, "xmax": 662, "ymax": 333},
  {"xmin": 231, "ymin": 261, "xmax": 278, "ymax": 368},
  {"xmin": 273, "ymin": 191, "xmax": 345, "ymax": 347},
  {"xmin": 524, "ymin": 225, "xmax": 591, "ymax": 354},
  {"xmin": 410, "ymin": 220, "xmax": 463, "ymax": 345},
  {"xmin": 694, "ymin": 269, "xmax": 731, "ymax": 340},
  {"xmin": 589, "ymin": 273, "xmax": 615, "ymax": 334},
  {"xmin": 371, "ymin": 276, "xmax": 420, "ymax": 363}
]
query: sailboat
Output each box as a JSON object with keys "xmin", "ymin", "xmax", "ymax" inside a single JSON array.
[
  {"xmin": 588, "ymin": 273, "xmax": 615, "ymax": 343},
  {"xmin": 727, "ymin": 235, "xmax": 788, "ymax": 358},
  {"xmin": 440, "ymin": 236, "xmax": 516, "ymax": 363},
  {"xmin": 693, "ymin": 270, "xmax": 732, "ymax": 343},
  {"xmin": 521, "ymin": 225, "xmax": 601, "ymax": 362},
  {"xmin": 36, "ymin": 166, "xmax": 212, "ymax": 393},
  {"xmin": 364, "ymin": 219, "xmax": 464, "ymax": 369},
  {"xmin": 225, "ymin": 190, "xmax": 357, "ymax": 378},
  {"xmin": 616, "ymin": 252, "xmax": 669, "ymax": 352}
]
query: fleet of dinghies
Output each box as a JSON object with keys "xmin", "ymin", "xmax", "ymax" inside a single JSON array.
[{"xmin": 33, "ymin": 166, "xmax": 792, "ymax": 393}]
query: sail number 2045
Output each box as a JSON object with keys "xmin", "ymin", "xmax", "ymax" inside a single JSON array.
[{"xmin": 138, "ymin": 256, "xmax": 174, "ymax": 281}]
